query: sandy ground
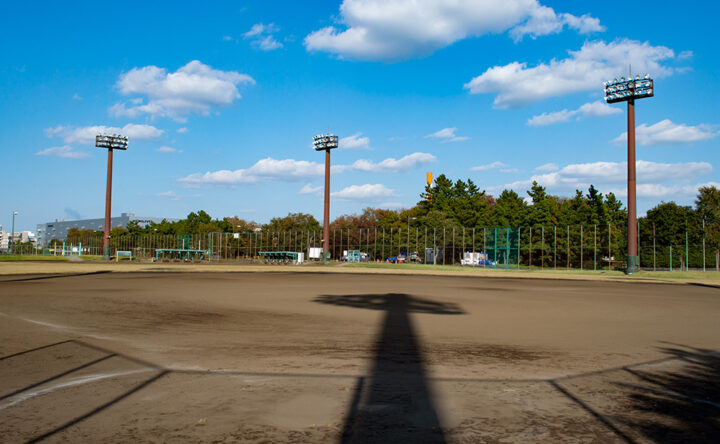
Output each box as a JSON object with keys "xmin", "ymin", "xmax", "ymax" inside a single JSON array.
[{"xmin": 0, "ymin": 271, "xmax": 718, "ymax": 443}]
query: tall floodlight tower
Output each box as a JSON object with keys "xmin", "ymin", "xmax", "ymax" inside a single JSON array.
[
  {"xmin": 95, "ymin": 134, "xmax": 128, "ymax": 260},
  {"xmin": 604, "ymin": 74, "xmax": 654, "ymax": 274},
  {"xmin": 313, "ymin": 133, "xmax": 339, "ymax": 262}
]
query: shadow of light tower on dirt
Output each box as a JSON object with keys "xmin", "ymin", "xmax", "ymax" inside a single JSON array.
[{"xmin": 314, "ymin": 293, "xmax": 465, "ymax": 443}]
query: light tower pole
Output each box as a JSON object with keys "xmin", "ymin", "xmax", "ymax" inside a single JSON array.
[
  {"xmin": 313, "ymin": 133, "xmax": 339, "ymax": 263},
  {"xmin": 604, "ymin": 74, "xmax": 654, "ymax": 274},
  {"xmin": 95, "ymin": 134, "xmax": 128, "ymax": 260}
]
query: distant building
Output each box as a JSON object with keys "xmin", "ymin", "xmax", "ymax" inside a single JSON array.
[
  {"xmin": 0, "ymin": 230, "xmax": 35, "ymax": 249},
  {"xmin": 36, "ymin": 212, "xmax": 177, "ymax": 246}
]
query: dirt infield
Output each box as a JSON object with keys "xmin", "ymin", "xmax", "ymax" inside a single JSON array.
[{"xmin": 1, "ymin": 272, "xmax": 718, "ymax": 442}]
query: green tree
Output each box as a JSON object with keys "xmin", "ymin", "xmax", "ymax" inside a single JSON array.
[
  {"xmin": 527, "ymin": 181, "xmax": 560, "ymax": 226},
  {"xmin": 264, "ymin": 212, "xmax": 321, "ymax": 232},
  {"xmin": 493, "ymin": 189, "xmax": 527, "ymax": 227},
  {"xmin": 695, "ymin": 186, "xmax": 720, "ymax": 256}
]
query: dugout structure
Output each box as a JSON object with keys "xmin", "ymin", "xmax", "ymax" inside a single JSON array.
[
  {"xmin": 259, "ymin": 251, "xmax": 302, "ymax": 263},
  {"xmin": 155, "ymin": 234, "xmax": 207, "ymax": 262}
]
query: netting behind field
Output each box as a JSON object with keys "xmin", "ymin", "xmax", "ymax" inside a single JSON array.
[{"xmin": 22, "ymin": 223, "xmax": 718, "ymax": 272}]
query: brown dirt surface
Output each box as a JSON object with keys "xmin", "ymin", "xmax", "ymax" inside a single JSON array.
[{"xmin": 0, "ymin": 271, "xmax": 718, "ymax": 443}]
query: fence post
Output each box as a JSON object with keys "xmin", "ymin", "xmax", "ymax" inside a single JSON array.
[
  {"xmin": 685, "ymin": 228, "xmax": 689, "ymax": 272},
  {"xmin": 423, "ymin": 227, "xmax": 427, "ymax": 264},
  {"xmin": 566, "ymin": 225, "xmax": 570, "ymax": 270},
  {"xmin": 433, "ymin": 227, "xmax": 437, "ymax": 265},
  {"xmin": 702, "ymin": 219, "xmax": 706, "ymax": 272},
  {"xmin": 529, "ymin": 226, "xmax": 532, "ymax": 269},
  {"xmin": 517, "ymin": 227, "xmax": 521, "ymax": 270},
  {"xmin": 580, "ymin": 225, "xmax": 583, "ymax": 270},
  {"xmin": 452, "ymin": 227, "xmax": 455, "ymax": 265},
  {"xmin": 443, "ymin": 227, "xmax": 446, "ymax": 265},
  {"xmin": 505, "ymin": 227, "xmax": 509, "ymax": 270},
  {"xmin": 594, "ymin": 224, "xmax": 597, "ymax": 271},
  {"xmin": 483, "ymin": 227, "xmax": 487, "ymax": 267},
  {"xmin": 494, "ymin": 227, "xmax": 497, "ymax": 269},
  {"xmin": 541, "ymin": 226, "xmax": 544, "ymax": 270},
  {"xmin": 637, "ymin": 219, "xmax": 642, "ymax": 270},
  {"xmin": 382, "ymin": 228, "xmax": 385, "ymax": 261},
  {"xmin": 653, "ymin": 222, "xmax": 656, "ymax": 271},
  {"xmin": 608, "ymin": 223, "xmax": 612, "ymax": 270},
  {"xmin": 670, "ymin": 246, "xmax": 673, "ymax": 272}
]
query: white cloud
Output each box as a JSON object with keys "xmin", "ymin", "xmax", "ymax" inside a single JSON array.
[
  {"xmin": 72, "ymin": 93, "xmax": 82, "ymax": 101},
  {"xmin": 157, "ymin": 191, "xmax": 180, "ymax": 200},
  {"xmin": 244, "ymin": 23, "xmax": 283, "ymax": 51},
  {"xmin": 110, "ymin": 60, "xmax": 255, "ymax": 121},
  {"xmin": 534, "ymin": 162, "xmax": 558, "ymax": 172},
  {"xmin": 177, "ymin": 127, "xmax": 188, "ymax": 134},
  {"xmin": 340, "ymin": 133, "xmax": 371, "ymax": 150},
  {"xmin": 304, "ymin": 0, "xmax": 602, "ymax": 61},
  {"xmin": 425, "ymin": 127, "xmax": 468, "ymax": 142},
  {"xmin": 299, "ymin": 184, "xmax": 322, "ymax": 195},
  {"xmin": 488, "ymin": 160, "xmax": 713, "ymax": 199},
  {"xmin": 509, "ymin": 8, "xmax": 603, "ymax": 42},
  {"xmin": 36, "ymin": 145, "xmax": 89, "ymax": 159},
  {"xmin": 179, "ymin": 152, "xmax": 436, "ymax": 186},
  {"xmin": 465, "ymin": 39, "xmax": 675, "ymax": 108},
  {"xmin": 528, "ymin": 100, "xmax": 621, "ymax": 126},
  {"xmin": 613, "ymin": 119, "xmax": 718, "ymax": 146},
  {"xmin": 342, "ymin": 152, "xmax": 436, "ymax": 173},
  {"xmin": 332, "ymin": 184, "xmax": 396, "ymax": 200},
  {"xmin": 45, "ymin": 124, "xmax": 164, "ymax": 145},
  {"xmin": 157, "ymin": 146, "xmax": 178, "ymax": 153},
  {"xmin": 471, "ymin": 161, "xmax": 507, "ymax": 171}
]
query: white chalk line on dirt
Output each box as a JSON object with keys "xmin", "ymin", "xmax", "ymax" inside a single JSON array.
[
  {"xmin": 0, "ymin": 312, "xmax": 130, "ymax": 344},
  {"xmin": 0, "ymin": 368, "xmax": 156, "ymax": 411}
]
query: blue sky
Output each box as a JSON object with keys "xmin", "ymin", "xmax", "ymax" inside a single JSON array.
[{"xmin": 2, "ymin": 0, "xmax": 718, "ymax": 232}]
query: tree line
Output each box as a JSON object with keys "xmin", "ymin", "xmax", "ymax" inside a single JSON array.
[{"xmin": 65, "ymin": 174, "xmax": 720, "ymax": 254}]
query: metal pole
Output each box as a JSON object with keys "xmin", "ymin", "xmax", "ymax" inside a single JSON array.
[
  {"xmin": 627, "ymin": 98, "xmax": 639, "ymax": 273},
  {"xmin": 554, "ymin": 225, "xmax": 557, "ymax": 269},
  {"xmin": 442, "ymin": 228, "xmax": 445, "ymax": 265},
  {"xmin": 517, "ymin": 227, "xmax": 521, "ymax": 270},
  {"xmin": 594, "ymin": 224, "xmax": 597, "ymax": 271},
  {"xmin": 686, "ymin": 226, "xmax": 689, "ymax": 272},
  {"xmin": 382, "ymin": 228, "xmax": 385, "ymax": 261},
  {"xmin": 322, "ymin": 149, "xmax": 331, "ymax": 260},
  {"xmin": 608, "ymin": 222, "xmax": 612, "ymax": 270},
  {"xmin": 494, "ymin": 227, "xmax": 497, "ymax": 269},
  {"xmin": 703, "ymin": 219, "xmax": 706, "ymax": 272},
  {"xmin": 541, "ymin": 226, "xmax": 544, "ymax": 270},
  {"xmin": 433, "ymin": 227, "xmax": 437, "ymax": 265},
  {"xmin": 103, "ymin": 148, "xmax": 113, "ymax": 260},
  {"xmin": 566, "ymin": 225, "xmax": 570, "ymax": 270},
  {"xmin": 653, "ymin": 222, "xmax": 656, "ymax": 271},
  {"xmin": 670, "ymin": 246, "xmax": 673, "ymax": 272},
  {"xmin": 505, "ymin": 227, "xmax": 509, "ymax": 270},
  {"xmin": 483, "ymin": 227, "xmax": 487, "ymax": 268},
  {"xmin": 529, "ymin": 226, "xmax": 532, "ymax": 268},
  {"xmin": 580, "ymin": 225, "xmax": 583, "ymax": 270}
]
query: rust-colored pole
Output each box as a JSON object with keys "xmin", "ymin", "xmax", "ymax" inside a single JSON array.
[
  {"xmin": 103, "ymin": 147, "xmax": 113, "ymax": 260},
  {"xmin": 323, "ymin": 148, "xmax": 331, "ymax": 255},
  {"xmin": 627, "ymin": 98, "xmax": 638, "ymax": 273}
]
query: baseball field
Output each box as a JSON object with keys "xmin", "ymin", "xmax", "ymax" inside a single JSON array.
[{"xmin": 1, "ymin": 264, "xmax": 718, "ymax": 443}]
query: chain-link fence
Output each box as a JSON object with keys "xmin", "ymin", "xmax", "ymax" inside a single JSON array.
[{"xmin": 21, "ymin": 222, "xmax": 718, "ymax": 272}]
